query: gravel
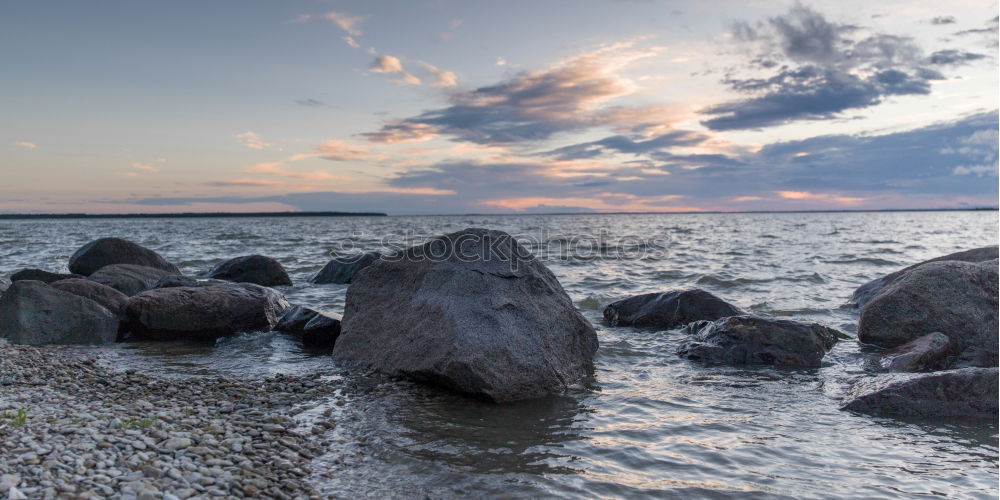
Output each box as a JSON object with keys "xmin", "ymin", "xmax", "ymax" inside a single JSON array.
[{"xmin": 0, "ymin": 341, "xmax": 352, "ymax": 499}]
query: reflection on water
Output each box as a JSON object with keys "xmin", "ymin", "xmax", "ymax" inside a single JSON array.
[{"xmin": 1, "ymin": 211, "xmax": 997, "ymax": 498}]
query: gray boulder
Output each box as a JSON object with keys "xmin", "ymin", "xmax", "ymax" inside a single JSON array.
[
  {"xmin": 69, "ymin": 237, "xmax": 179, "ymax": 276},
  {"xmin": 50, "ymin": 278, "xmax": 129, "ymax": 315},
  {"xmin": 153, "ymin": 275, "xmax": 228, "ymax": 289},
  {"xmin": 124, "ymin": 283, "xmax": 291, "ymax": 340},
  {"xmin": 841, "ymin": 368, "xmax": 998, "ymax": 418},
  {"xmin": 0, "ymin": 280, "xmax": 118, "ymax": 345},
  {"xmin": 88, "ymin": 264, "xmax": 180, "ymax": 296},
  {"xmin": 311, "ymin": 252, "xmax": 381, "ymax": 284},
  {"xmin": 10, "ymin": 268, "xmax": 84, "ymax": 284},
  {"xmin": 204, "ymin": 255, "xmax": 292, "ymax": 287},
  {"xmin": 603, "ymin": 288, "xmax": 742, "ymax": 328},
  {"xmin": 302, "ymin": 314, "xmax": 341, "ymax": 348},
  {"xmin": 0, "ymin": 279, "xmax": 8, "ymax": 295},
  {"xmin": 333, "ymin": 228, "xmax": 599, "ymax": 402},
  {"xmin": 851, "ymin": 246, "xmax": 998, "ymax": 308},
  {"xmin": 864, "ymin": 332, "xmax": 951, "ymax": 372},
  {"xmin": 677, "ymin": 315, "xmax": 843, "ymax": 368},
  {"xmin": 858, "ymin": 260, "xmax": 998, "ymax": 368},
  {"xmin": 275, "ymin": 305, "xmax": 321, "ymax": 334}
]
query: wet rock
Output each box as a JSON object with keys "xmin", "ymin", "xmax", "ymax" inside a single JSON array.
[
  {"xmin": 850, "ymin": 246, "xmax": 998, "ymax": 308},
  {"xmin": 858, "ymin": 260, "xmax": 998, "ymax": 368},
  {"xmin": 0, "ymin": 280, "xmax": 117, "ymax": 345},
  {"xmin": 68, "ymin": 237, "xmax": 180, "ymax": 276},
  {"xmin": 274, "ymin": 305, "xmax": 319, "ymax": 334},
  {"xmin": 124, "ymin": 283, "xmax": 291, "ymax": 340},
  {"xmin": 153, "ymin": 275, "xmax": 227, "ymax": 289},
  {"xmin": 841, "ymin": 367, "xmax": 998, "ymax": 418},
  {"xmin": 50, "ymin": 278, "xmax": 129, "ymax": 315},
  {"xmin": 603, "ymin": 288, "xmax": 742, "ymax": 328},
  {"xmin": 677, "ymin": 315, "xmax": 843, "ymax": 368},
  {"xmin": 865, "ymin": 332, "xmax": 951, "ymax": 372},
  {"xmin": 333, "ymin": 228, "xmax": 598, "ymax": 402},
  {"xmin": 10, "ymin": 268, "xmax": 84, "ymax": 284},
  {"xmin": 0, "ymin": 279, "xmax": 7, "ymax": 295},
  {"xmin": 88, "ymin": 264, "xmax": 180, "ymax": 296},
  {"xmin": 311, "ymin": 252, "xmax": 381, "ymax": 285},
  {"xmin": 203, "ymin": 255, "xmax": 292, "ymax": 287},
  {"xmin": 302, "ymin": 314, "xmax": 340, "ymax": 348}
]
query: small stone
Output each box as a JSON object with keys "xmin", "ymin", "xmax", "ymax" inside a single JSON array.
[{"xmin": 163, "ymin": 437, "xmax": 193, "ymax": 450}]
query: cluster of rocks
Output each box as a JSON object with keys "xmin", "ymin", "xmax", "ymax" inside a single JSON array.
[
  {"xmin": 599, "ymin": 245, "xmax": 999, "ymax": 420},
  {"xmin": 0, "ymin": 341, "xmax": 347, "ymax": 499},
  {"xmin": 0, "ymin": 237, "xmax": 342, "ymax": 350}
]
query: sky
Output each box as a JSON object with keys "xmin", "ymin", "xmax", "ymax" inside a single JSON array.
[{"xmin": 1, "ymin": 0, "xmax": 997, "ymax": 214}]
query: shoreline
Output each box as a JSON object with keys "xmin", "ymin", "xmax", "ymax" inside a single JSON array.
[{"xmin": 0, "ymin": 341, "xmax": 350, "ymax": 499}]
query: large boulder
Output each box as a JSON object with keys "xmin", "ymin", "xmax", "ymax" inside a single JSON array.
[
  {"xmin": 274, "ymin": 305, "xmax": 341, "ymax": 347},
  {"xmin": 204, "ymin": 255, "xmax": 292, "ymax": 287},
  {"xmin": 50, "ymin": 278, "xmax": 129, "ymax": 315},
  {"xmin": 851, "ymin": 246, "xmax": 998, "ymax": 308},
  {"xmin": 841, "ymin": 368, "xmax": 998, "ymax": 419},
  {"xmin": 10, "ymin": 268, "xmax": 84, "ymax": 284},
  {"xmin": 311, "ymin": 252, "xmax": 381, "ymax": 285},
  {"xmin": 124, "ymin": 283, "xmax": 291, "ymax": 340},
  {"xmin": 858, "ymin": 260, "xmax": 998, "ymax": 368},
  {"xmin": 0, "ymin": 280, "xmax": 118, "ymax": 345},
  {"xmin": 88, "ymin": 264, "xmax": 180, "ymax": 296},
  {"xmin": 153, "ymin": 275, "xmax": 228, "ymax": 289},
  {"xmin": 677, "ymin": 315, "xmax": 843, "ymax": 368},
  {"xmin": 603, "ymin": 289, "xmax": 742, "ymax": 328},
  {"xmin": 333, "ymin": 228, "xmax": 599, "ymax": 402},
  {"xmin": 864, "ymin": 332, "xmax": 951, "ymax": 373},
  {"xmin": 69, "ymin": 237, "xmax": 179, "ymax": 276}
]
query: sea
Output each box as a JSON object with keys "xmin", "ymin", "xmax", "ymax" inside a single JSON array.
[{"xmin": 1, "ymin": 210, "xmax": 997, "ymax": 499}]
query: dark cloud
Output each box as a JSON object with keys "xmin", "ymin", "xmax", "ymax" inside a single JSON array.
[
  {"xmin": 703, "ymin": 5, "xmax": 961, "ymax": 131},
  {"xmin": 954, "ymin": 16, "xmax": 999, "ymax": 36},
  {"xmin": 543, "ymin": 130, "xmax": 710, "ymax": 160},
  {"xmin": 930, "ymin": 16, "xmax": 957, "ymax": 25},
  {"xmin": 928, "ymin": 49, "xmax": 987, "ymax": 65}
]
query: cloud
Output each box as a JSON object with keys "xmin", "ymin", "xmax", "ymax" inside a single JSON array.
[
  {"xmin": 362, "ymin": 122, "xmax": 439, "ymax": 143},
  {"xmin": 704, "ymin": 5, "xmax": 952, "ymax": 130},
  {"xmin": 421, "ymin": 63, "xmax": 458, "ymax": 87},
  {"xmin": 930, "ymin": 16, "xmax": 957, "ymax": 25},
  {"xmin": 953, "ymin": 164, "xmax": 999, "ymax": 177},
  {"xmin": 295, "ymin": 98, "xmax": 324, "ymax": 107},
  {"xmin": 365, "ymin": 40, "xmax": 663, "ymax": 145},
  {"xmin": 928, "ymin": 49, "xmax": 987, "ymax": 65},
  {"xmin": 16, "ymin": 141, "xmax": 37, "ymax": 149},
  {"xmin": 496, "ymin": 57, "xmax": 508, "ymax": 66},
  {"xmin": 206, "ymin": 179, "xmax": 282, "ymax": 188},
  {"xmin": 246, "ymin": 162, "xmax": 336, "ymax": 180},
  {"xmin": 315, "ymin": 139, "xmax": 367, "ymax": 161},
  {"xmin": 344, "ymin": 36, "xmax": 361, "ymax": 49},
  {"xmin": 777, "ymin": 190, "xmax": 865, "ymax": 204},
  {"xmin": 130, "ymin": 162, "xmax": 158, "ymax": 172},
  {"xmin": 323, "ymin": 11, "xmax": 366, "ymax": 36},
  {"xmin": 544, "ymin": 130, "xmax": 711, "ymax": 160},
  {"xmin": 234, "ymin": 131, "xmax": 270, "ymax": 150},
  {"xmin": 954, "ymin": 16, "xmax": 999, "ymax": 36},
  {"xmin": 369, "ymin": 56, "xmax": 421, "ymax": 85}
]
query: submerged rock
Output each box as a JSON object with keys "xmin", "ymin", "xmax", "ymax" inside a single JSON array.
[
  {"xmin": 10, "ymin": 268, "xmax": 84, "ymax": 284},
  {"xmin": 677, "ymin": 315, "xmax": 843, "ymax": 368},
  {"xmin": 204, "ymin": 255, "xmax": 292, "ymax": 287},
  {"xmin": 333, "ymin": 228, "xmax": 598, "ymax": 402},
  {"xmin": 850, "ymin": 246, "xmax": 998, "ymax": 308},
  {"xmin": 87, "ymin": 264, "xmax": 180, "ymax": 296},
  {"xmin": 603, "ymin": 288, "xmax": 742, "ymax": 328},
  {"xmin": 311, "ymin": 252, "xmax": 381, "ymax": 285},
  {"xmin": 50, "ymin": 278, "xmax": 129, "ymax": 315},
  {"xmin": 0, "ymin": 280, "xmax": 118, "ymax": 345},
  {"xmin": 858, "ymin": 260, "xmax": 998, "ymax": 368},
  {"xmin": 865, "ymin": 332, "xmax": 951, "ymax": 373},
  {"xmin": 841, "ymin": 367, "xmax": 998, "ymax": 419},
  {"xmin": 124, "ymin": 283, "xmax": 290, "ymax": 340},
  {"xmin": 275, "ymin": 305, "xmax": 320, "ymax": 334},
  {"xmin": 274, "ymin": 305, "xmax": 341, "ymax": 347},
  {"xmin": 69, "ymin": 237, "xmax": 180, "ymax": 276}
]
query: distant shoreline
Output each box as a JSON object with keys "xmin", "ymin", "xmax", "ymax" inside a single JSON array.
[{"xmin": 0, "ymin": 207, "xmax": 995, "ymax": 219}]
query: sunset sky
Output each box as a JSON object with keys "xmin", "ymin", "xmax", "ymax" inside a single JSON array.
[{"xmin": 2, "ymin": 0, "xmax": 997, "ymax": 214}]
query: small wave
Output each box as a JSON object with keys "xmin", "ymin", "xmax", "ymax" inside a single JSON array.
[
  {"xmin": 826, "ymin": 257, "xmax": 899, "ymax": 266},
  {"xmin": 695, "ymin": 275, "xmax": 774, "ymax": 288}
]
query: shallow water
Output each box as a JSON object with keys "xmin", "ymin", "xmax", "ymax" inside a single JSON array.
[{"xmin": 1, "ymin": 211, "xmax": 997, "ymax": 498}]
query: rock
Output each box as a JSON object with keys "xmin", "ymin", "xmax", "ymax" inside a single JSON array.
[
  {"xmin": 203, "ymin": 255, "xmax": 292, "ymax": 287},
  {"xmin": 8, "ymin": 486, "xmax": 26, "ymax": 500},
  {"xmin": 841, "ymin": 367, "xmax": 998, "ymax": 418},
  {"xmin": 302, "ymin": 314, "xmax": 340, "ymax": 348},
  {"xmin": 311, "ymin": 252, "xmax": 381, "ymax": 285},
  {"xmin": 68, "ymin": 237, "xmax": 180, "ymax": 276},
  {"xmin": 865, "ymin": 332, "xmax": 951, "ymax": 372},
  {"xmin": 153, "ymin": 275, "xmax": 227, "ymax": 289},
  {"xmin": 0, "ymin": 281, "xmax": 118, "ymax": 345},
  {"xmin": 124, "ymin": 283, "xmax": 291, "ymax": 340},
  {"xmin": 0, "ymin": 279, "xmax": 8, "ymax": 295},
  {"xmin": 677, "ymin": 315, "xmax": 843, "ymax": 368},
  {"xmin": 851, "ymin": 246, "xmax": 998, "ymax": 308},
  {"xmin": 603, "ymin": 288, "xmax": 742, "ymax": 328},
  {"xmin": 87, "ymin": 264, "xmax": 180, "ymax": 296},
  {"xmin": 49, "ymin": 278, "xmax": 129, "ymax": 315},
  {"xmin": 9, "ymin": 268, "xmax": 84, "ymax": 284},
  {"xmin": 333, "ymin": 228, "xmax": 598, "ymax": 402},
  {"xmin": 274, "ymin": 306, "xmax": 320, "ymax": 334},
  {"xmin": 163, "ymin": 437, "xmax": 192, "ymax": 450},
  {"xmin": 858, "ymin": 260, "xmax": 998, "ymax": 368}
]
